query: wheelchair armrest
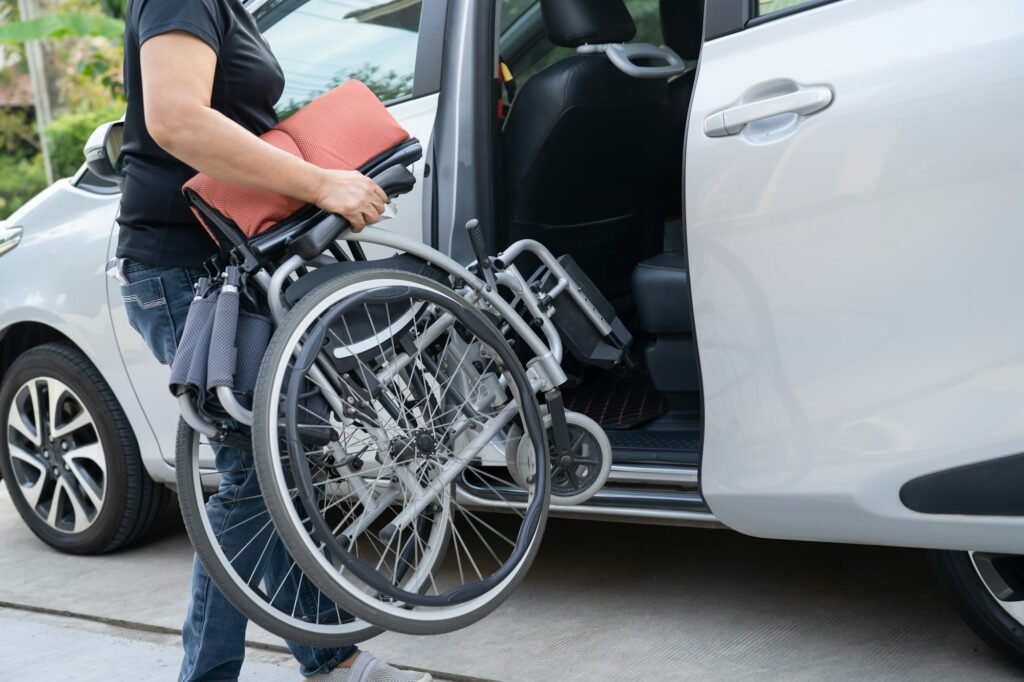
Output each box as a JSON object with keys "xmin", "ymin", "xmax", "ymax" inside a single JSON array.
[
  {"xmin": 289, "ymin": 213, "xmax": 349, "ymax": 262},
  {"xmin": 287, "ymin": 165, "xmax": 417, "ymax": 261},
  {"xmin": 373, "ymin": 164, "xmax": 417, "ymax": 198}
]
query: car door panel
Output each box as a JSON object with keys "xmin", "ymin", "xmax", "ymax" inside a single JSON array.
[
  {"xmin": 687, "ymin": 0, "xmax": 1024, "ymax": 552},
  {"xmin": 105, "ymin": 226, "xmax": 181, "ymax": 467}
]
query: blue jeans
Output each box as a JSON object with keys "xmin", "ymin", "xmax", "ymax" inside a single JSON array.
[{"xmin": 119, "ymin": 259, "xmax": 356, "ymax": 681}]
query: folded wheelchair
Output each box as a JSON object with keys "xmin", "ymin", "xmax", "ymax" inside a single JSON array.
[{"xmin": 171, "ymin": 81, "xmax": 630, "ymax": 644}]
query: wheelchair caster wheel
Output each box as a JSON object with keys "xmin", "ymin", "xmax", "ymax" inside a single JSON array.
[{"xmin": 506, "ymin": 410, "xmax": 612, "ymax": 506}]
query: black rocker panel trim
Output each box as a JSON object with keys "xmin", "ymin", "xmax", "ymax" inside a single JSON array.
[{"xmin": 900, "ymin": 453, "xmax": 1024, "ymax": 516}]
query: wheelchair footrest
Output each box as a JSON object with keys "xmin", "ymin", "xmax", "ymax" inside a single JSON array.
[{"xmin": 535, "ymin": 255, "xmax": 632, "ymax": 369}]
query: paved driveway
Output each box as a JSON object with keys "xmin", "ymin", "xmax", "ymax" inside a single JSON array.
[{"xmin": 0, "ymin": 486, "xmax": 1019, "ymax": 681}]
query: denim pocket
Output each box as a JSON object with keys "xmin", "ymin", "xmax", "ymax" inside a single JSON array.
[{"xmin": 121, "ymin": 276, "xmax": 177, "ymax": 366}]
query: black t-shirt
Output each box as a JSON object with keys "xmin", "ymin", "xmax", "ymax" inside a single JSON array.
[{"xmin": 117, "ymin": 0, "xmax": 285, "ymax": 267}]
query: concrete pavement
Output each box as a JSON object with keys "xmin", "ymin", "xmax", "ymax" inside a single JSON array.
[
  {"xmin": 0, "ymin": 485, "xmax": 1020, "ymax": 681},
  {"xmin": 0, "ymin": 608, "xmax": 298, "ymax": 681}
]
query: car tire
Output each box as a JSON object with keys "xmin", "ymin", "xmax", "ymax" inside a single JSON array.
[
  {"xmin": 0, "ymin": 343, "xmax": 168, "ymax": 554},
  {"xmin": 931, "ymin": 549, "xmax": 1024, "ymax": 668}
]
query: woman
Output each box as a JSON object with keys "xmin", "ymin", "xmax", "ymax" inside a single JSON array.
[{"xmin": 116, "ymin": 1, "xmax": 429, "ymax": 680}]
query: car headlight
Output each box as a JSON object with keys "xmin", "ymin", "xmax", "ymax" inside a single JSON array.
[{"xmin": 0, "ymin": 222, "xmax": 23, "ymax": 258}]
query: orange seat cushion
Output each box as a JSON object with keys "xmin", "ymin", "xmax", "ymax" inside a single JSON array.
[{"xmin": 183, "ymin": 80, "xmax": 411, "ymax": 242}]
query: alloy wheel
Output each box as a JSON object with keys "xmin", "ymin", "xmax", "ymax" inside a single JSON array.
[
  {"xmin": 970, "ymin": 552, "xmax": 1024, "ymax": 626},
  {"xmin": 5, "ymin": 377, "xmax": 107, "ymax": 533}
]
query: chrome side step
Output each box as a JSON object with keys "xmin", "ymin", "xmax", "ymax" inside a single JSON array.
[
  {"xmin": 458, "ymin": 457, "xmax": 718, "ymax": 527},
  {"xmin": 608, "ymin": 464, "xmax": 698, "ymax": 486},
  {"xmin": 456, "ymin": 486, "xmax": 720, "ymax": 528}
]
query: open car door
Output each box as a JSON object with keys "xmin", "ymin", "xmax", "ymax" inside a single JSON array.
[{"xmin": 686, "ymin": 0, "xmax": 1024, "ymax": 553}]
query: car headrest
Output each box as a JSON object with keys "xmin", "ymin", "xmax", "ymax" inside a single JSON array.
[
  {"xmin": 540, "ymin": 0, "xmax": 636, "ymax": 48},
  {"xmin": 659, "ymin": 0, "xmax": 704, "ymax": 61}
]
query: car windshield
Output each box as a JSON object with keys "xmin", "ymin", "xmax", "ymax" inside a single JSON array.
[{"xmin": 253, "ymin": 0, "xmax": 421, "ymax": 113}]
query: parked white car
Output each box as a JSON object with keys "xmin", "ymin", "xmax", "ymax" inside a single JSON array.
[{"xmin": 1, "ymin": 0, "xmax": 1022, "ymax": 667}]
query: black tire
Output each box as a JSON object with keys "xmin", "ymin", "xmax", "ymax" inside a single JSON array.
[
  {"xmin": 0, "ymin": 343, "xmax": 168, "ymax": 554},
  {"xmin": 253, "ymin": 269, "xmax": 549, "ymax": 635},
  {"xmin": 174, "ymin": 419, "xmax": 382, "ymax": 647},
  {"xmin": 931, "ymin": 550, "xmax": 1024, "ymax": 668}
]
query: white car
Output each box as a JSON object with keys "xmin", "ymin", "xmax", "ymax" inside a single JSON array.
[{"xmin": 1, "ymin": 0, "xmax": 1022, "ymax": 666}]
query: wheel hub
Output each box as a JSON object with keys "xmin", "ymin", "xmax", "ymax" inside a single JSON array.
[{"xmin": 414, "ymin": 430, "xmax": 437, "ymax": 455}]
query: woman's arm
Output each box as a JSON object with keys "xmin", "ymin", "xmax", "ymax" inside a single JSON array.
[{"xmin": 140, "ymin": 31, "xmax": 388, "ymax": 230}]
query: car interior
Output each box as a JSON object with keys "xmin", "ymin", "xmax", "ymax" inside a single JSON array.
[{"xmin": 480, "ymin": 0, "xmax": 709, "ymax": 510}]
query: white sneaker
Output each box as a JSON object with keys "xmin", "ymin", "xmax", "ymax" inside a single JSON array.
[{"xmin": 305, "ymin": 651, "xmax": 433, "ymax": 682}]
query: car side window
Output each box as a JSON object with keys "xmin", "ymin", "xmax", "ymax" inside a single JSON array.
[
  {"xmin": 757, "ymin": 0, "xmax": 818, "ymax": 16},
  {"xmin": 258, "ymin": 0, "xmax": 423, "ymax": 118}
]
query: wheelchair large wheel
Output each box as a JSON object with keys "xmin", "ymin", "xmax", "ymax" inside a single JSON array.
[
  {"xmin": 252, "ymin": 268, "xmax": 550, "ymax": 635},
  {"xmin": 175, "ymin": 419, "xmax": 382, "ymax": 646}
]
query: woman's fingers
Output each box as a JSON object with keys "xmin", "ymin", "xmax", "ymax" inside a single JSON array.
[
  {"xmin": 363, "ymin": 208, "xmax": 382, "ymax": 225},
  {"xmin": 314, "ymin": 170, "xmax": 391, "ymax": 230},
  {"xmin": 366, "ymin": 180, "xmax": 387, "ymax": 214}
]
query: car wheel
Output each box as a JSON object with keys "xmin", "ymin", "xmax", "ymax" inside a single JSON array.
[
  {"xmin": 0, "ymin": 343, "xmax": 168, "ymax": 554},
  {"xmin": 931, "ymin": 549, "xmax": 1024, "ymax": 667}
]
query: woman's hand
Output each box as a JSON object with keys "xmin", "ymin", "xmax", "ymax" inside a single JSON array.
[{"xmin": 314, "ymin": 169, "xmax": 389, "ymax": 231}]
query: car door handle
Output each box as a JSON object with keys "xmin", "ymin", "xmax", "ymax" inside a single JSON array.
[{"xmin": 704, "ymin": 86, "xmax": 834, "ymax": 138}]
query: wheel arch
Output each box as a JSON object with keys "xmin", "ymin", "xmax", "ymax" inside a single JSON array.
[
  {"xmin": 0, "ymin": 321, "xmax": 77, "ymax": 385},
  {"xmin": 0, "ymin": 336, "xmax": 172, "ymax": 553},
  {"xmin": 0, "ymin": 317, "xmax": 174, "ymax": 485}
]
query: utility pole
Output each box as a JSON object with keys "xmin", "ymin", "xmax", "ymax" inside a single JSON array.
[{"xmin": 17, "ymin": 0, "xmax": 55, "ymax": 185}]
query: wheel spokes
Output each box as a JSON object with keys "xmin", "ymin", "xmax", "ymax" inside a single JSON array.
[
  {"xmin": 46, "ymin": 380, "xmax": 88, "ymax": 439},
  {"xmin": 193, "ymin": 435, "xmax": 359, "ymax": 630},
  {"xmin": 9, "ymin": 381, "xmax": 43, "ymax": 447},
  {"xmin": 7, "ymin": 378, "xmax": 104, "ymax": 534}
]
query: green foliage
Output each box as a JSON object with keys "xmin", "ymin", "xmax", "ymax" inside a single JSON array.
[
  {"xmin": 758, "ymin": 0, "xmax": 812, "ymax": 14},
  {"xmin": 72, "ymin": 39, "xmax": 124, "ymax": 100},
  {"xmin": 0, "ymin": 107, "xmax": 39, "ymax": 157},
  {"xmin": 500, "ymin": 0, "xmax": 535, "ymax": 29},
  {"xmin": 98, "ymin": 0, "xmax": 125, "ymax": 20},
  {"xmin": 0, "ymin": 153, "xmax": 45, "ymax": 218},
  {"xmin": 628, "ymin": 0, "xmax": 661, "ymax": 45},
  {"xmin": 0, "ymin": 12, "xmax": 124, "ymax": 43},
  {"xmin": 0, "ymin": 0, "xmax": 128, "ymax": 217},
  {"xmin": 45, "ymin": 104, "xmax": 123, "ymax": 178}
]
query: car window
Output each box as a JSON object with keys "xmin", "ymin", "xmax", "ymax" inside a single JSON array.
[
  {"xmin": 756, "ymin": 0, "xmax": 817, "ymax": 16},
  {"xmin": 501, "ymin": 0, "xmax": 536, "ymax": 31},
  {"xmin": 502, "ymin": 0, "xmax": 664, "ymax": 85},
  {"xmin": 258, "ymin": 0, "xmax": 423, "ymax": 118}
]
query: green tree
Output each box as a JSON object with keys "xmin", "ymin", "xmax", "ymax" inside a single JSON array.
[
  {"xmin": 46, "ymin": 102, "xmax": 122, "ymax": 177},
  {"xmin": 277, "ymin": 63, "xmax": 414, "ymax": 119},
  {"xmin": 0, "ymin": 0, "xmax": 125, "ymax": 217},
  {"xmin": 0, "ymin": 153, "xmax": 45, "ymax": 216},
  {"xmin": 0, "ymin": 11, "xmax": 121, "ymax": 43}
]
